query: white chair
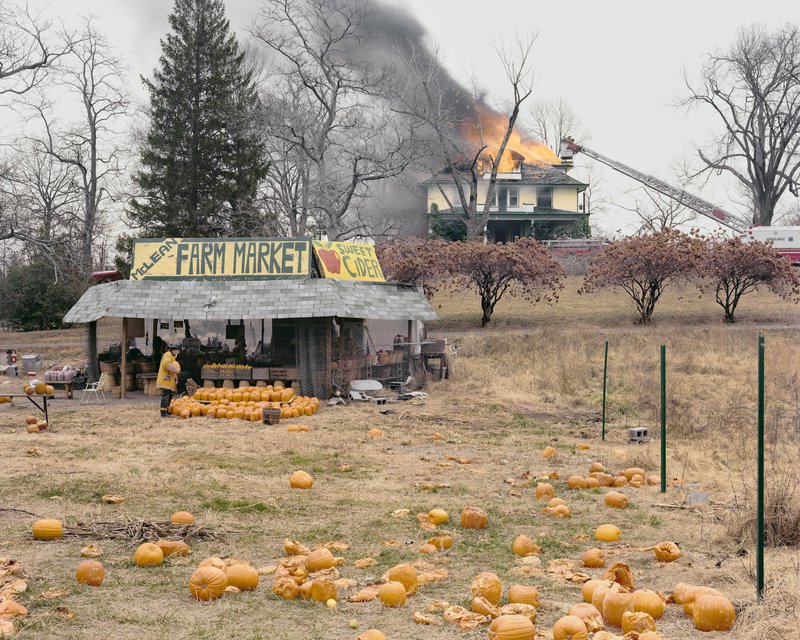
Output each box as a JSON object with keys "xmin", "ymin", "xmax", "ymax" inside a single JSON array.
[{"xmin": 80, "ymin": 379, "xmax": 107, "ymax": 405}]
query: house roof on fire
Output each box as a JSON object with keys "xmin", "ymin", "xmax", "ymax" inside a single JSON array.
[
  {"xmin": 427, "ymin": 163, "xmax": 588, "ymax": 188},
  {"xmin": 63, "ymin": 278, "xmax": 438, "ymax": 324}
]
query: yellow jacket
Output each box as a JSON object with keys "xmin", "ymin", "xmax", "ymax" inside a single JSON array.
[{"xmin": 157, "ymin": 351, "xmax": 181, "ymax": 392}]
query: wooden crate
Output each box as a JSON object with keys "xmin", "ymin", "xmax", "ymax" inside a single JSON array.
[
  {"xmin": 251, "ymin": 367, "xmax": 270, "ymax": 380},
  {"xmin": 234, "ymin": 368, "xmax": 252, "ymax": 381}
]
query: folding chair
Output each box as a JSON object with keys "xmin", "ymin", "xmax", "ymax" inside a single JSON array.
[{"xmin": 80, "ymin": 377, "xmax": 107, "ymax": 405}]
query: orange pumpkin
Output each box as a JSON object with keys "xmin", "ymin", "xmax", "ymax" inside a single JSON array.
[
  {"xmin": 589, "ymin": 462, "xmax": 606, "ymax": 473},
  {"xmin": 461, "ymin": 506, "xmax": 488, "ymax": 529},
  {"xmin": 471, "ymin": 596, "xmax": 500, "ymax": 618},
  {"xmin": 378, "ymin": 581, "xmax": 406, "ymax": 607},
  {"xmin": 567, "ymin": 475, "xmax": 587, "ymax": 489},
  {"xmin": 511, "ymin": 535, "xmax": 540, "ymax": 557},
  {"xmin": 309, "ymin": 578, "xmax": 337, "ymax": 603},
  {"xmin": 356, "ymin": 631, "xmax": 385, "ymax": 640},
  {"xmin": 133, "ymin": 543, "xmax": 164, "ymax": 567},
  {"xmin": 471, "ymin": 572, "xmax": 502, "ymax": 605},
  {"xmin": 488, "ymin": 614, "xmax": 535, "ymax": 640},
  {"xmin": 32, "ymin": 518, "xmax": 63, "ymax": 541},
  {"xmin": 621, "ymin": 611, "xmax": 657, "ymax": 635},
  {"xmin": 189, "ymin": 566, "xmax": 227, "ymax": 600},
  {"xmin": 652, "ymin": 541, "xmax": 681, "ymax": 562},
  {"xmin": 582, "ymin": 579, "xmax": 612, "ymax": 603},
  {"xmin": 156, "ymin": 539, "xmax": 190, "ymax": 557},
  {"xmin": 272, "ymin": 576, "xmax": 300, "ymax": 599},
  {"xmin": 567, "ymin": 602, "xmax": 604, "ymax": 632},
  {"xmin": 595, "ymin": 524, "xmax": 621, "ymax": 542},
  {"xmin": 507, "ymin": 584, "xmax": 539, "ymax": 607},
  {"xmin": 75, "ymin": 560, "xmax": 104, "ymax": 586},
  {"xmin": 384, "ymin": 563, "xmax": 418, "ymax": 594},
  {"xmin": 305, "ymin": 547, "xmax": 335, "ymax": 572},
  {"xmin": 693, "ymin": 593, "xmax": 736, "ymax": 631},
  {"xmin": 226, "ymin": 563, "xmax": 259, "ymax": 591},
  {"xmin": 604, "ymin": 491, "xmax": 629, "ymax": 509},
  {"xmin": 170, "ymin": 511, "xmax": 195, "ymax": 525},
  {"xmin": 602, "ymin": 590, "xmax": 634, "ymax": 628},
  {"xmin": 552, "ymin": 615, "xmax": 589, "ymax": 640},
  {"xmin": 581, "ymin": 547, "xmax": 606, "ymax": 568},
  {"xmin": 632, "ymin": 589, "xmax": 666, "ymax": 619},
  {"xmin": 542, "ymin": 446, "xmax": 557, "ymax": 459},
  {"xmin": 290, "ymin": 470, "xmax": 313, "ymax": 489},
  {"xmin": 428, "ymin": 508, "xmax": 449, "ymax": 525},
  {"xmin": 534, "ymin": 482, "xmax": 554, "ymax": 500}
]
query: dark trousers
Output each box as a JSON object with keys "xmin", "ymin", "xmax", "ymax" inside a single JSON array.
[{"xmin": 160, "ymin": 389, "xmax": 174, "ymax": 417}]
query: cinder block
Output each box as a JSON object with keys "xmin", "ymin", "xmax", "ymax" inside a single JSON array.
[{"xmin": 628, "ymin": 427, "xmax": 649, "ymax": 443}]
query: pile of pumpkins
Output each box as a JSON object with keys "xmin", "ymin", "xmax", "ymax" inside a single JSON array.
[
  {"xmin": 24, "ymin": 415, "xmax": 48, "ymax": 433},
  {"xmin": 22, "ymin": 380, "xmax": 55, "ymax": 397},
  {"xmin": 168, "ymin": 383, "xmax": 320, "ymax": 421}
]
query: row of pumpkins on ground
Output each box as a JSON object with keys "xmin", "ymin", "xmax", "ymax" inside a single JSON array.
[{"xmin": 168, "ymin": 384, "xmax": 321, "ymax": 420}]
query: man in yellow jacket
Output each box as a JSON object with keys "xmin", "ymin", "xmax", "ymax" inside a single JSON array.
[{"xmin": 157, "ymin": 342, "xmax": 182, "ymax": 417}]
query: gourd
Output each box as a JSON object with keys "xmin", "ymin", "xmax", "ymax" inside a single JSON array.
[
  {"xmin": 632, "ymin": 589, "xmax": 666, "ymax": 619},
  {"xmin": 189, "ymin": 566, "xmax": 227, "ymax": 600},
  {"xmin": 385, "ymin": 563, "xmax": 418, "ymax": 594},
  {"xmin": 428, "ymin": 508, "xmax": 449, "ymax": 525},
  {"xmin": 133, "ymin": 543, "xmax": 164, "ymax": 567},
  {"xmin": 581, "ymin": 579, "xmax": 612, "ymax": 603},
  {"xmin": 461, "ymin": 506, "xmax": 488, "ymax": 529},
  {"xmin": 471, "ymin": 572, "xmax": 503, "ymax": 605},
  {"xmin": 602, "ymin": 590, "xmax": 634, "ymax": 628},
  {"xmin": 629, "ymin": 474, "xmax": 645, "ymax": 488},
  {"xmin": 604, "ymin": 491, "xmax": 629, "ymax": 509},
  {"xmin": 595, "ymin": 524, "xmax": 621, "ymax": 542},
  {"xmin": 75, "ymin": 560, "xmax": 105, "ymax": 586},
  {"xmin": 567, "ymin": 603, "xmax": 604, "ymax": 632},
  {"xmin": 596, "ymin": 473, "xmax": 615, "ymax": 487},
  {"xmin": 612, "ymin": 476, "xmax": 628, "ymax": 487},
  {"xmin": 488, "ymin": 614, "xmax": 535, "ymax": 640},
  {"xmin": 535, "ymin": 483, "xmax": 554, "ymax": 500},
  {"xmin": 512, "ymin": 535, "xmax": 540, "ymax": 557},
  {"xmin": 671, "ymin": 582, "xmax": 693, "ymax": 604},
  {"xmin": 682, "ymin": 586, "xmax": 723, "ymax": 617},
  {"xmin": 507, "ymin": 584, "xmax": 539, "ymax": 607},
  {"xmin": 646, "ymin": 474, "xmax": 660, "ymax": 486},
  {"xmin": 589, "ymin": 462, "xmax": 606, "ymax": 473},
  {"xmin": 584, "ymin": 477, "xmax": 600, "ymax": 489},
  {"xmin": 272, "ymin": 576, "xmax": 300, "ymax": 599},
  {"xmin": 542, "ymin": 446, "xmax": 557, "ymax": 459},
  {"xmin": 621, "ymin": 611, "xmax": 656, "ymax": 635},
  {"xmin": 546, "ymin": 504, "xmax": 571, "ymax": 517},
  {"xmin": 692, "ymin": 593, "xmax": 736, "ymax": 631},
  {"xmin": 427, "ymin": 534, "xmax": 453, "ymax": 550},
  {"xmin": 170, "ymin": 511, "xmax": 195, "ymax": 525},
  {"xmin": 567, "ymin": 475, "xmax": 586, "ymax": 489},
  {"xmin": 419, "ymin": 543, "xmax": 437, "ymax": 554},
  {"xmin": 547, "ymin": 497, "xmax": 567, "ymax": 508},
  {"xmin": 310, "ymin": 578, "xmax": 337, "ymax": 603},
  {"xmin": 591, "ymin": 581, "xmax": 622, "ymax": 612},
  {"xmin": 652, "ymin": 541, "xmax": 681, "ymax": 562},
  {"xmin": 552, "ymin": 615, "xmax": 589, "ymax": 640},
  {"xmin": 290, "ymin": 470, "xmax": 314, "ymax": 489},
  {"xmin": 378, "ymin": 581, "xmax": 406, "ymax": 607},
  {"xmin": 581, "ymin": 548, "xmax": 606, "ymax": 568},
  {"xmin": 156, "ymin": 539, "xmax": 190, "ymax": 557},
  {"xmin": 623, "ymin": 467, "xmax": 646, "ymax": 480},
  {"xmin": 225, "ymin": 563, "xmax": 259, "ymax": 590},
  {"xmin": 32, "ymin": 518, "xmax": 63, "ymax": 540},
  {"xmin": 298, "ymin": 581, "xmax": 314, "ymax": 599},
  {"xmin": 305, "ymin": 547, "xmax": 335, "ymax": 572}
]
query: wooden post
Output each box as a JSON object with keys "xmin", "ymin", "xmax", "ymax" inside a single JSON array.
[
  {"xmin": 87, "ymin": 321, "xmax": 98, "ymax": 382},
  {"xmin": 120, "ymin": 317, "xmax": 128, "ymax": 400},
  {"xmin": 324, "ymin": 318, "xmax": 332, "ymax": 396},
  {"xmin": 151, "ymin": 319, "xmax": 158, "ymax": 356}
]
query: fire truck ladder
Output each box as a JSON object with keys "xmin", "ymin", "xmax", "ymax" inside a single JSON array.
[{"xmin": 562, "ymin": 138, "xmax": 746, "ymax": 233}]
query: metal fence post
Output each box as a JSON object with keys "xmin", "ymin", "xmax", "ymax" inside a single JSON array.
[
  {"xmin": 602, "ymin": 340, "xmax": 609, "ymax": 441},
  {"xmin": 660, "ymin": 344, "xmax": 667, "ymax": 494},
  {"xmin": 757, "ymin": 334, "xmax": 765, "ymax": 599}
]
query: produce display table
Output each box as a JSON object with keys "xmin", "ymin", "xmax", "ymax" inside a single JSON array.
[
  {"xmin": 47, "ymin": 380, "xmax": 74, "ymax": 399},
  {"xmin": 1, "ymin": 394, "xmax": 54, "ymax": 423}
]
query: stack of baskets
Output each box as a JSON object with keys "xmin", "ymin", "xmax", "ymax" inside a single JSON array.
[{"xmin": 262, "ymin": 407, "xmax": 281, "ymax": 425}]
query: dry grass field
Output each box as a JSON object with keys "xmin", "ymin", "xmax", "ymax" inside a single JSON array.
[{"xmin": 1, "ymin": 279, "xmax": 799, "ymax": 640}]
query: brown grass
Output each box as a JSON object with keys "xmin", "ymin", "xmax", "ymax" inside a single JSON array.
[{"xmin": 0, "ymin": 281, "xmax": 798, "ymax": 639}]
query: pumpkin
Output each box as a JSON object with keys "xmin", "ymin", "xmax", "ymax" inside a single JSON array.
[
  {"xmin": 134, "ymin": 543, "xmax": 164, "ymax": 567},
  {"xmin": 305, "ymin": 547, "xmax": 335, "ymax": 572},
  {"xmin": 589, "ymin": 462, "xmax": 606, "ymax": 473},
  {"xmin": 198, "ymin": 556, "xmax": 227, "ymax": 572},
  {"xmin": 385, "ymin": 563, "xmax": 418, "ymax": 594},
  {"xmin": 507, "ymin": 584, "xmax": 539, "ymax": 607},
  {"xmin": 32, "ymin": 518, "xmax": 63, "ymax": 540},
  {"xmin": 604, "ymin": 491, "xmax": 629, "ymax": 509},
  {"xmin": 156, "ymin": 539, "xmax": 190, "ymax": 557},
  {"xmin": 290, "ymin": 470, "xmax": 314, "ymax": 489},
  {"xmin": 471, "ymin": 596, "xmax": 500, "ymax": 618},
  {"xmin": 629, "ymin": 474, "xmax": 645, "ymax": 488},
  {"xmin": 428, "ymin": 508, "xmax": 449, "ymax": 525},
  {"xmin": 378, "ymin": 581, "xmax": 406, "ymax": 607},
  {"xmin": 170, "ymin": 511, "xmax": 195, "ymax": 525},
  {"xmin": 603, "ymin": 561, "xmax": 635, "ymax": 591},
  {"xmin": 25, "ymin": 415, "xmax": 37, "ymax": 425},
  {"xmin": 23, "ymin": 385, "xmax": 35, "ymax": 395},
  {"xmin": 584, "ymin": 477, "xmax": 600, "ymax": 489},
  {"xmin": 542, "ymin": 446, "xmax": 557, "ymax": 459},
  {"xmin": 623, "ymin": 467, "xmax": 646, "ymax": 480},
  {"xmin": 567, "ymin": 475, "xmax": 587, "ymax": 489},
  {"xmin": 512, "ymin": 535, "xmax": 540, "ymax": 557},
  {"xmin": 310, "ymin": 578, "xmax": 337, "ymax": 603},
  {"xmin": 35, "ymin": 381, "xmax": 47, "ymax": 394},
  {"xmin": 621, "ymin": 611, "xmax": 656, "ymax": 635},
  {"xmin": 190, "ymin": 566, "xmax": 227, "ymax": 600},
  {"xmin": 471, "ymin": 572, "xmax": 502, "ymax": 605},
  {"xmin": 356, "ymin": 631, "xmax": 385, "ymax": 640},
  {"xmin": 632, "ymin": 589, "xmax": 666, "ymax": 619},
  {"xmin": 499, "ymin": 603, "xmax": 537, "ymax": 622},
  {"xmin": 26, "ymin": 423, "xmax": 39, "ymax": 433},
  {"xmin": 693, "ymin": 593, "xmax": 736, "ymax": 632},
  {"xmin": 272, "ymin": 576, "xmax": 300, "ymax": 599},
  {"xmin": 577, "ymin": 443, "xmax": 591, "ymax": 450},
  {"xmin": 612, "ymin": 476, "xmax": 628, "ymax": 487},
  {"xmin": 0, "ymin": 600, "xmax": 28, "ymax": 617},
  {"xmin": 488, "ymin": 614, "xmax": 535, "ymax": 640},
  {"xmin": 461, "ymin": 506, "xmax": 488, "ymax": 529},
  {"xmin": 546, "ymin": 504, "xmax": 571, "ymax": 517},
  {"xmin": 595, "ymin": 524, "xmax": 621, "ymax": 542},
  {"xmin": 646, "ymin": 474, "xmax": 660, "ymax": 486},
  {"xmin": 603, "ymin": 590, "xmax": 634, "ymax": 628},
  {"xmin": 596, "ymin": 473, "xmax": 614, "ymax": 487},
  {"xmin": 581, "ymin": 548, "xmax": 606, "ymax": 568},
  {"xmin": 367, "ymin": 428, "xmax": 383, "ymax": 437},
  {"xmin": 568, "ymin": 602, "xmax": 604, "ymax": 632},
  {"xmin": 427, "ymin": 534, "xmax": 453, "ymax": 550},
  {"xmin": 552, "ymin": 615, "xmax": 589, "ymax": 640},
  {"xmin": 226, "ymin": 563, "xmax": 259, "ymax": 590},
  {"xmin": 298, "ymin": 581, "xmax": 314, "ymax": 599},
  {"xmin": 682, "ymin": 586, "xmax": 723, "ymax": 617},
  {"xmin": 547, "ymin": 497, "xmax": 567, "ymax": 508},
  {"xmin": 535, "ymin": 483, "xmax": 554, "ymax": 500},
  {"xmin": 419, "ymin": 543, "xmax": 437, "ymax": 554},
  {"xmin": 652, "ymin": 541, "xmax": 681, "ymax": 562},
  {"xmin": 591, "ymin": 582, "xmax": 622, "ymax": 612},
  {"xmin": 638, "ymin": 632, "xmax": 666, "ymax": 640},
  {"xmin": 75, "ymin": 560, "xmax": 104, "ymax": 586},
  {"xmin": 582, "ymin": 579, "xmax": 612, "ymax": 603}
]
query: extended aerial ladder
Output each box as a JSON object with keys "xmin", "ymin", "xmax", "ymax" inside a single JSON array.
[{"xmin": 561, "ymin": 138, "xmax": 747, "ymax": 233}]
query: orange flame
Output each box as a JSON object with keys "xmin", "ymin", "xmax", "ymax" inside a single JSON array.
[{"xmin": 460, "ymin": 104, "xmax": 560, "ymax": 172}]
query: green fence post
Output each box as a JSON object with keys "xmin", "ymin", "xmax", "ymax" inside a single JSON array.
[
  {"xmin": 757, "ymin": 334, "xmax": 765, "ymax": 599},
  {"xmin": 660, "ymin": 344, "xmax": 667, "ymax": 494},
  {"xmin": 602, "ymin": 340, "xmax": 608, "ymax": 441}
]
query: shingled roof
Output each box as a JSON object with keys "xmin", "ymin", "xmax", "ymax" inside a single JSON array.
[
  {"xmin": 63, "ymin": 279, "xmax": 438, "ymax": 324},
  {"xmin": 430, "ymin": 163, "xmax": 587, "ymax": 187}
]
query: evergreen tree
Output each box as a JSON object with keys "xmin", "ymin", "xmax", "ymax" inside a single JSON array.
[{"xmin": 130, "ymin": 0, "xmax": 267, "ymax": 237}]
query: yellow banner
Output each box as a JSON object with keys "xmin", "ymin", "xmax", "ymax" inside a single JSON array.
[
  {"xmin": 313, "ymin": 241, "xmax": 385, "ymax": 281},
  {"xmin": 130, "ymin": 238, "xmax": 312, "ymax": 280}
]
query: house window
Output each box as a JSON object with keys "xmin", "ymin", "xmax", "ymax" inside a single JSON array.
[
  {"xmin": 507, "ymin": 188, "xmax": 519, "ymax": 208},
  {"xmin": 538, "ymin": 188, "xmax": 553, "ymax": 209}
]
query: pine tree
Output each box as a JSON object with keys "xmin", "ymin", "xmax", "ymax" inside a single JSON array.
[{"xmin": 130, "ymin": 0, "xmax": 267, "ymax": 237}]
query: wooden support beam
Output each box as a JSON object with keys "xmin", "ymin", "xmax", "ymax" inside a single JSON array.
[{"xmin": 120, "ymin": 317, "xmax": 128, "ymax": 400}]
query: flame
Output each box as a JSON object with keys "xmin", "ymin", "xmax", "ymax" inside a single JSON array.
[{"xmin": 460, "ymin": 104, "xmax": 560, "ymax": 172}]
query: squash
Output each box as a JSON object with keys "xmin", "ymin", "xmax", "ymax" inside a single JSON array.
[
  {"xmin": 35, "ymin": 381, "xmax": 47, "ymax": 394},
  {"xmin": 612, "ymin": 476, "xmax": 627, "ymax": 487},
  {"xmin": 682, "ymin": 586, "xmax": 723, "ymax": 617},
  {"xmin": 310, "ymin": 578, "xmax": 337, "ymax": 603},
  {"xmin": 567, "ymin": 475, "xmax": 587, "ymax": 489},
  {"xmin": 384, "ymin": 563, "xmax": 418, "ymax": 594},
  {"xmin": 567, "ymin": 603, "xmax": 604, "ymax": 632},
  {"xmin": 198, "ymin": 556, "xmax": 227, "ymax": 572},
  {"xmin": 546, "ymin": 504, "xmax": 571, "ymax": 518},
  {"xmin": 621, "ymin": 611, "xmax": 656, "ymax": 635},
  {"xmin": 542, "ymin": 446, "xmax": 557, "ymax": 459},
  {"xmin": 652, "ymin": 541, "xmax": 681, "ymax": 562},
  {"xmin": 671, "ymin": 582, "xmax": 693, "ymax": 604},
  {"xmin": 378, "ymin": 581, "xmax": 406, "ymax": 607},
  {"xmin": 356, "ymin": 631, "xmax": 385, "ymax": 640},
  {"xmin": 507, "ymin": 584, "xmax": 539, "ymax": 607},
  {"xmin": 646, "ymin": 474, "xmax": 660, "ymax": 486},
  {"xmin": 305, "ymin": 547, "xmax": 335, "ymax": 572},
  {"xmin": 584, "ymin": 477, "xmax": 600, "ymax": 489},
  {"xmin": 552, "ymin": 615, "xmax": 589, "ymax": 640},
  {"xmin": 26, "ymin": 423, "xmax": 39, "ymax": 433},
  {"xmin": 0, "ymin": 599, "xmax": 27, "ymax": 617},
  {"xmin": 596, "ymin": 473, "xmax": 615, "ymax": 487},
  {"xmin": 189, "ymin": 566, "xmax": 227, "ymax": 600},
  {"xmin": 170, "ymin": 511, "xmax": 195, "ymax": 525},
  {"xmin": 471, "ymin": 572, "xmax": 502, "ymax": 605},
  {"xmin": 512, "ymin": 535, "xmax": 540, "ymax": 557},
  {"xmin": 603, "ymin": 561, "xmax": 635, "ymax": 591},
  {"xmin": 133, "ymin": 542, "xmax": 164, "ymax": 567},
  {"xmin": 693, "ymin": 593, "xmax": 736, "ymax": 632},
  {"xmin": 272, "ymin": 576, "xmax": 299, "ymax": 599},
  {"xmin": 623, "ymin": 467, "xmax": 646, "ymax": 480},
  {"xmin": 25, "ymin": 415, "xmax": 37, "ymax": 425},
  {"xmin": 226, "ymin": 563, "xmax": 259, "ymax": 590},
  {"xmin": 499, "ymin": 603, "xmax": 537, "ymax": 622},
  {"xmin": 75, "ymin": 560, "xmax": 104, "ymax": 586},
  {"xmin": 471, "ymin": 596, "xmax": 500, "ymax": 618},
  {"xmin": 461, "ymin": 506, "xmax": 488, "ymax": 529},
  {"xmin": 595, "ymin": 524, "xmax": 621, "ymax": 542},
  {"xmin": 589, "ymin": 462, "xmax": 606, "ymax": 473},
  {"xmin": 427, "ymin": 534, "xmax": 453, "ymax": 550},
  {"xmin": 591, "ymin": 581, "xmax": 622, "ymax": 612},
  {"xmin": 298, "ymin": 581, "xmax": 314, "ymax": 599},
  {"xmin": 629, "ymin": 474, "xmax": 645, "ymax": 488},
  {"xmin": 290, "ymin": 470, "xmax": 313, "ymax": 489},
  {"xmin": 581, "ymin": 548, "xmax": 606, "ymax": 568},
  {"xmin": 602, "ymin": 590, "xmax": 634, "ymax": 628},
  {"xmin": 428, "ymin": 508, "xmax": 449, "ymax": 525},
  {"xmin": 604, "ymin": 491, "xmax": 629, "ymax": 509},
  {"xmin": 582, "ymin": 578, "xmax": 612, "ymax": 603},
  {"xmin": 535, "ymin": 483, "xmax": 554, "ymax": 500},
  {"xmin": 156, "ymin": 539, "xmax": 190, "ymax": 557},
  {"xmin": 488, "ymin": 614, "xmax": 535, "ymax": 640},
  {"xmin": 547, "ymin": 497, "xmax": 567, "ymax": 508},
  {"xmin": 632, "ymin": 589, "xmax": 666, "ymax": 619},
  {"xmin": 419, "ymin": 543, "xmax": 437, "ymax": 554},
  {"xmin": 32, "ymin": 518, "xmax": 63, "ymax": 540},
  {"xmin": 367, "ymin": 428, "xmax": 383, "ymax": 437}
]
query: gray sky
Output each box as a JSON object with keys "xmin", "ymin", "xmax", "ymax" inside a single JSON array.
[{"xmin": 43, "ymin": 0, "xmax": 800, "ymax": 234}]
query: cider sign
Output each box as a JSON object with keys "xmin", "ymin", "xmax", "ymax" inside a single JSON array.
[
  {"xmin": 130, "ymin": 238, "xmax": 312, "ymax": 280},
  {"xmin": 312, "ymin": 240, "xmax": 385, "ymax": 282}
]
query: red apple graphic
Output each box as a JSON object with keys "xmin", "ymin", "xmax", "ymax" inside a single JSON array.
[{"xmin": 318, "ymin": 248, "xmax": 342, "ymax": 274}]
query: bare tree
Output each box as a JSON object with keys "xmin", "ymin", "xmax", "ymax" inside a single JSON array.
[
  {"xmin": 682, "ymin": 24, "xmax": 800, "ymax": 226},
  {"xmin": 623, "ymin": 186, "xmax": 697, "ymax": 234},
  {"xmin": 529, "ymin": 96, "xmax": 585, "ymax": 153},
  {"xmin": 251, "ymin": 0, "xmax": 419, "ymax": 240}
]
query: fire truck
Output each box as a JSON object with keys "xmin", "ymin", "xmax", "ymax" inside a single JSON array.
[{"xmin": 562, "ymin": 138, "xmax": 800, "ymax": 264}]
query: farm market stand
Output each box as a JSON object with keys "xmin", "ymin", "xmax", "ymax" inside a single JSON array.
[{"xmin": 64, "ymin": 237, "xmax": 437, "ymax": 400}]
